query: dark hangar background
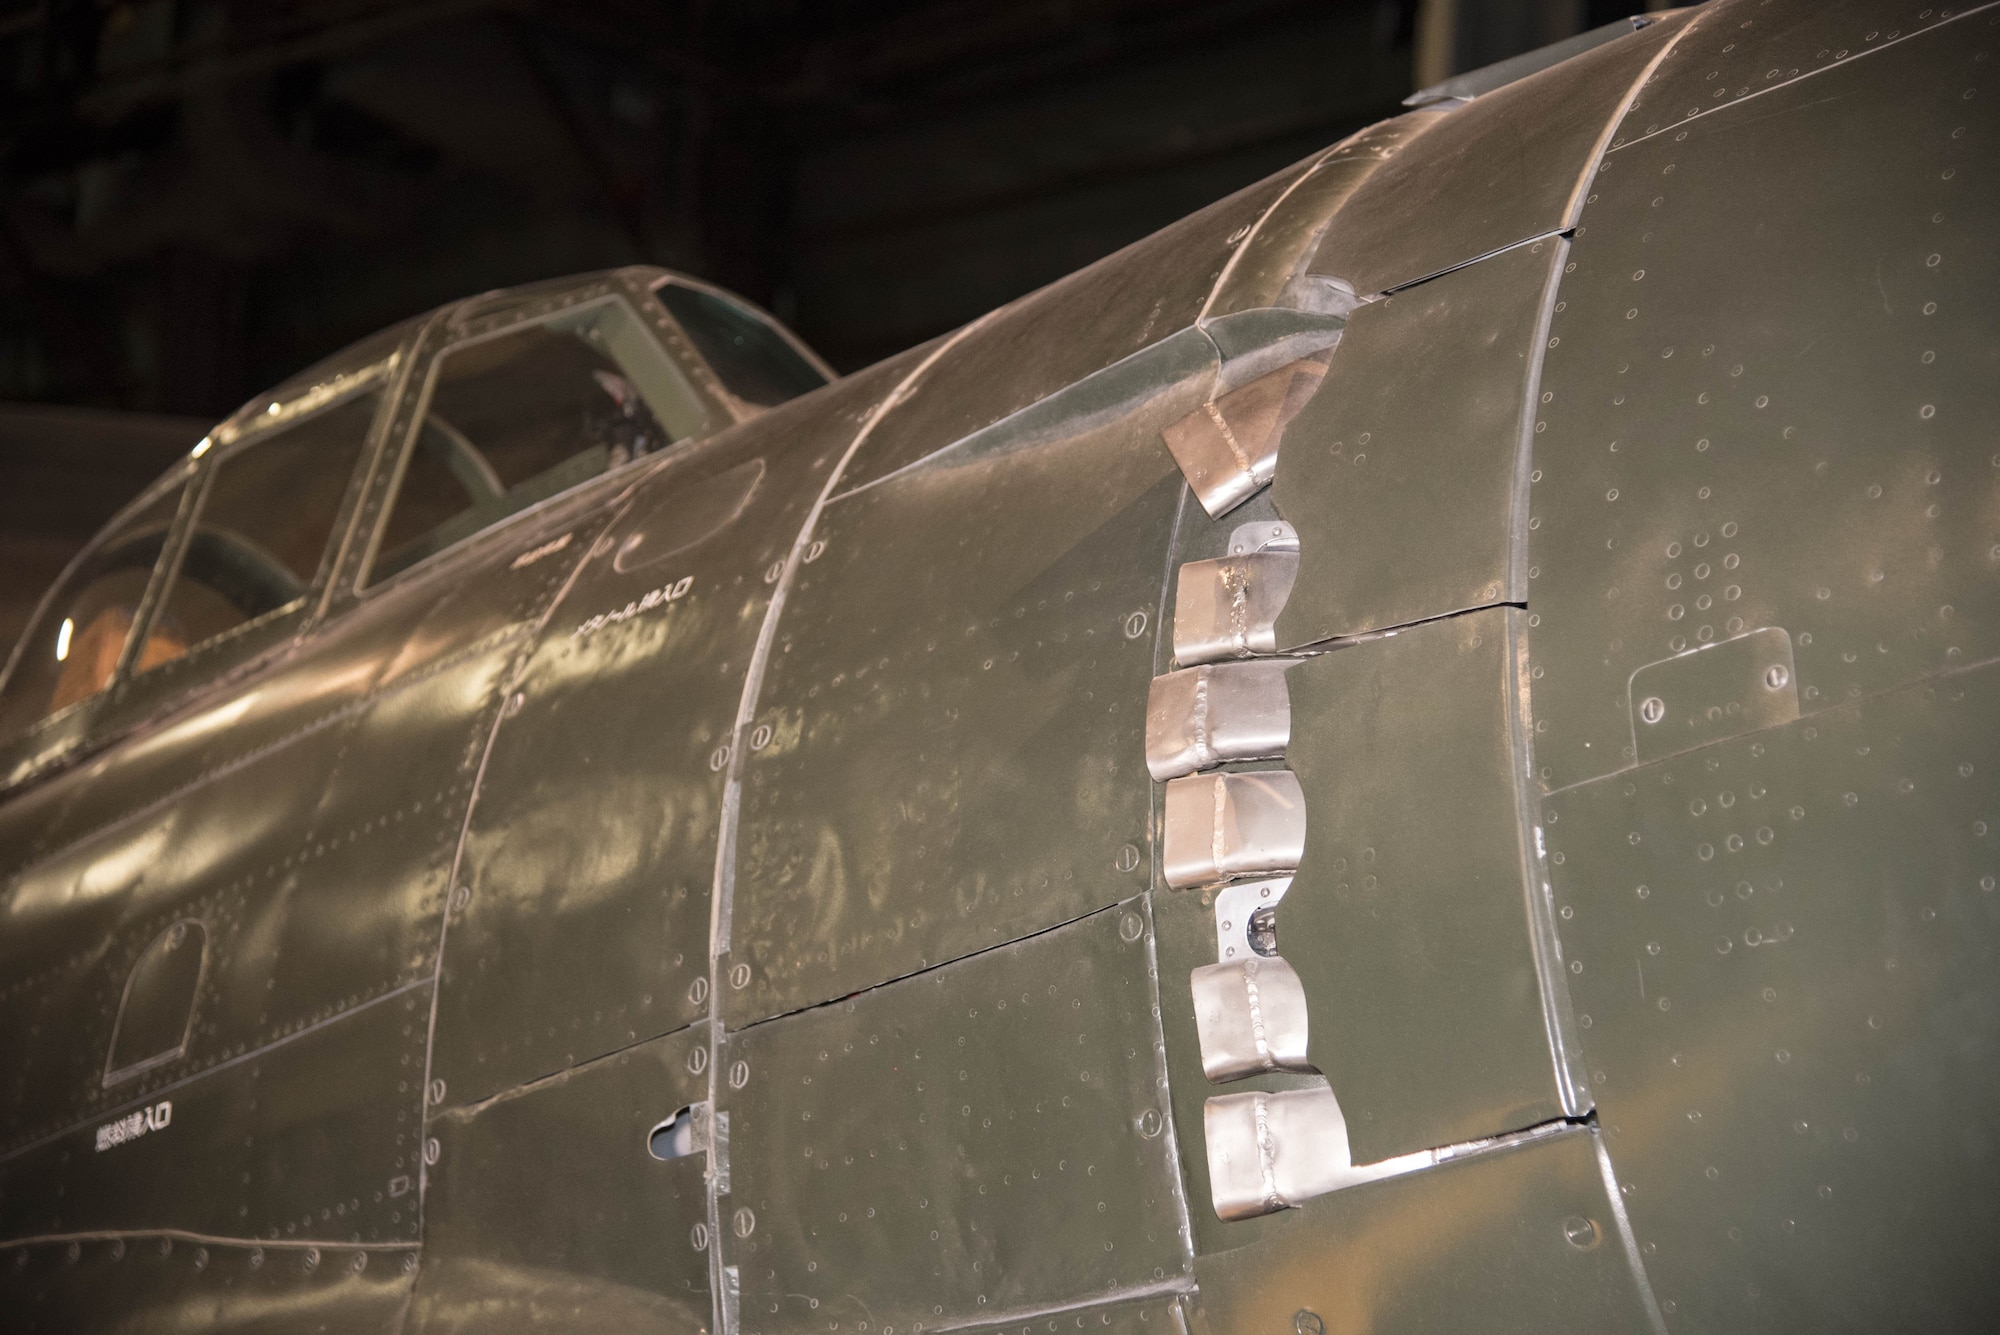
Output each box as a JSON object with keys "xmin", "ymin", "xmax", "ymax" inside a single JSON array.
[{"xmin": 0, "ymin": 0, "xmax": 1658, "ymax": 652}]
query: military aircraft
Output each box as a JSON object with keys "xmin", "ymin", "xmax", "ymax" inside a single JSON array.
[{"xmin": 3, "ymin": 0, "xmax": 1997, "ymax": 1329}]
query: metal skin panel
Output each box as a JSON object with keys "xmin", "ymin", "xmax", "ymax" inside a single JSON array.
[
  {"xmin": 1200, "ymin": 113, "xmax": 1448, "ymax": 320},
  {"xmin": 428, "ymin": 379, "xmax": 883, "ymax": 1108},
  {"xmin": 0, "ymin": 981, "xmax": 429, "ymax": 1245},
  {"xmin": 1525, "ymin": 3, "xmax": 2000, "ymax": 794},
  {"xmin": 718, "ymin": 904, "xmax": 1187, "ymax": 1335},
  {"xmin": 1160, "ymin": 771, "xmax": 1307, "ymax": 891},
  {"xmin": 1191, "ymin": 1129, "xmax": 1662, "ymax": 1335},
  {"xmin": 1304, "ymin": 9, "xmax": 1697, "ymax": 296},
  {"xmin": 1170, "ymin": 552, "xmax": 1297, "ymax": 665},
  {"xmin": 1271, "ymin": 239, "xmax": 1561, "ymax": 648},
  {"xmin": 410, "ymin": 1026, "xmax": 712, "ymax": 1334},
  {"xmin": 838, "ymin": 158, "xmax": 1317, "ymax": 494},
  {"xmin": 1145, "ymin": 660, "xmax": 1295, "ymax": 782},
  {"xmin": 1281, "ymin": 609, "xmax": 1574, "ymax": 1164},
  {"xmin": 0, "ymin": 595, "xmax": 522, "ymax": 1158},
  {"xmin": 0, "ymin": 720, "xmax": 353, "ymax": 1157},
  {"xmin": 942, "ymin": 1290, "xmax": 1192, "ymax": 1335},
  {"xmin": 729, "ymin": 365, "xmax": 1191, "ymax": 1025},
  {"xmin": 1544, "ymin": 665, "xmax": 2000, "ymax": 1332},
  {"xmin": 0, "ymin": 1235, "xmax": 416, "ymax": 1335}
]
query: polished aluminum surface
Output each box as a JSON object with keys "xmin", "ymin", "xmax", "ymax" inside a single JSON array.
[
  {"xmin": 1162, "ymin": 769, "xmax": 1308, "ymax": 890},
  {"xmin": 1190, "ymin": 956, "xmax": 1312, "ymax": 1081},
  {"xmin": 1145, "ymin": 659, "xmax": 1295, "ymax": 781},
  {"xmin": 1171, "ymin": 551, "xmax": 1298, "ymax": 666},
  {"xmin": 1203, "ymin": 1082, "xmax": 1428, "ymax": 1220},
  {"xmin": 1162, "ymin": 358, "xmax": 1329, "ymax": 518}
]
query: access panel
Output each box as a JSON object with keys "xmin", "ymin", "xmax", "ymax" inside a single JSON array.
[
  {"xmin": 411, "ymin": 1025, "xmax": 713, "ymax": 1333},
  {"xmin": 1272, "ymin": 238, "xmax": 1560, "ymax": 647},
  {"xmin": 1280, "ymin": 608, "xmax": 1578, "ymax": 1163},
  {"xmin": 1525, "ymin": 13, "xmax": 2000, "ymax": 793},
  {"xmin": 1544, "ymin": 662, "xmax": 2000, "ymax": 1331},
  {"xmin": 718, "ymin": 903, "xmax": 1188, "ymax": 1335},
  {"xmin": 729, "ymin": 358, "xmax": 1196, "ymax": 1023}
]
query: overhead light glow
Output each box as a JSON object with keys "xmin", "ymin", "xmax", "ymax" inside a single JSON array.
[
  {"xmin": 54, "ymin": 617, "xmax": 73, "ymax": 662},
  {"xmin": 191, "ymin": 436, "xmax": 211, "ymax": 458}
]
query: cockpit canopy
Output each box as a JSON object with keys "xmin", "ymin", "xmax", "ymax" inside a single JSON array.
[{"xmin": 0, "ymin": 269, "xmax": 829, "ymax": 772}]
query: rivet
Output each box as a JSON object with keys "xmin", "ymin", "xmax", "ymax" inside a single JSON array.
[{"xmin": 1293, "ymin": 1311, "xmax": 1325, "ymax": 1335}]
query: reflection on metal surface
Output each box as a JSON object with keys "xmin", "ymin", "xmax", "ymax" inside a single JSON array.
[
  {"xmin": 1626, "ymin": 626, "xmax": 1799, "ymax": 764},
  {"xmin": 1203, "ymin": 1082, "xmax": 1429, "ymax": 1220},
  {"xmin": 1145, "ymin": 659, "xmax": 1295, "ymax": 781},
  {"xmin": 1228, "ymin": 518, "xmax": 1298, "ymax": 555},
  {"xmin": 1191, "ymin": 955, "xmax": 1312, "ymax": 1081},
  {"xmin": 1547, "ymin": 661, "xmax": 2000, "ymax": 1331},
  {"xmin": 719, "ymin": 906, "xmax": 1185, "ymax": 1335},
  {"xmin": 1271, "ymin": 238, "xmax": 1558, "ymax": 647},
  {"xmin": 1212, "ymin": 875, "xmax": 1292, "ymax": 962},
  {"xmin": 1162, "ymin": 770, "xmax": 1307, "ymax": 889},
  {"xmin": 1163, "ymin": 357, "xmax": 1330, "ymax": 518},
  {"xmin": 1280, "ymin": 608, "xmax": 1579, "ymax": 1161},
  {"xmin": 1172, "ymin": 552, "xmax": 1298, "ymax": 666},
  {"xmin": 611, "ymin": 457, "xmax": 766, "ymax": 572},
  {"xmin": 1192, "ymin": 1126, "xmax": 1665, "ymax": 1332}
]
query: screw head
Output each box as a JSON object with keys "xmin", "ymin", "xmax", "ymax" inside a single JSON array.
[
  {"xmin": 1764, "ymin": 664, "xmax": 1790, "ymax": 690},
  {"xmin": 1640, "ymin": 695, "xmax": 1666, "ymax": 725},
  {"xmin": 1562, "ymin": 1215, "xmax": 1602, "ymax": 1250}
]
